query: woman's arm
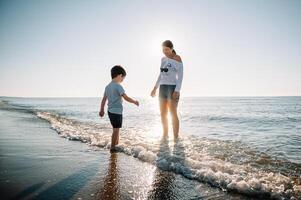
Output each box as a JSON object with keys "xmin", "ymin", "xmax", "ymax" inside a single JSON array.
[
  {"xmin": 154, "ymin": 57, "xmax": 164, "ymax": 89},
  {"xmin": 154, "ymin": 73, "xmax": 161, "ymax": 89},
  {"xmin": 175, "ymin": 55, "xmax": 183, "ymax": 92},
  {"xmin": 151, "ymin": 74, "xmax": 160, "ymax": 97},
  {"xmin": 151, "ymin": 58, "xmax": 164, "ymax": 97},
  {"xmin": 175, "ymin": 63, "xmax": 183, "ymax": 92}
]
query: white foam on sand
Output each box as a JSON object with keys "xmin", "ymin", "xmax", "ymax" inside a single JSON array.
[{"xmin": 37, "ymin": 111, "xmax": 301, "ymax": 200}]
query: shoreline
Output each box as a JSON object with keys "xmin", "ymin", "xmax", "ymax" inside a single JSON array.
[{"xmin": 0, "ymin": 102, "xmax": 248, "ymax": 200}]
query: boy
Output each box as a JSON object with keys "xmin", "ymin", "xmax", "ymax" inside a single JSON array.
[{"xmin": 99, "ymin": 65, "xmax": 139, "ymax": 153}]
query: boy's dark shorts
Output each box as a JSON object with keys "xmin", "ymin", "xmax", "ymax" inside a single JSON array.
[
  {"xmin": 159, "ymin": 84, "xmax": 179, "ymax": 101},
  {"xmin": 108, "ymin": 111, "xmax": 122, "ymax": 128}
]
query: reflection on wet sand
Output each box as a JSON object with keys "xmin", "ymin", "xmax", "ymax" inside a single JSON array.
[
  {"xmin": 147, "ymin": 138, "xmax": 186, "ymax": 200},
  {"xmin": 96, "ymin": 153, "xmax": 120, "ymax": 200}
]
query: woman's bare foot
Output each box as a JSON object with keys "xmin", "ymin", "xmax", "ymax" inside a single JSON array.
[{"xmin": 162, "ymin": 134, "xmax": 169, "ymax": 140}]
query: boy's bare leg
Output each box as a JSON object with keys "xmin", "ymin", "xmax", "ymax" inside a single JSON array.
[
  {"xmin": 169, "ymin": 99, "xmax": 179, "ymax": 139},
  {"xmin": 111, "ymin": 128, "xmax": 120, "ymax": 150},
  {"xmin": 116, "ymin": 133, "xmax": 119, "ymax": 145},
  {"xmin": 160, "ymin": 100, "xmax": 169, "ymax": 138}
]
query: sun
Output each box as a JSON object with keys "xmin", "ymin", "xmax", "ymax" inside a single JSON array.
[{"xmin": 149, "ymin": 30, "xmax": 183, "ymax": 57}]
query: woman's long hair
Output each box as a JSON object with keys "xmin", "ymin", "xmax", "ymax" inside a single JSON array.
[{"xmin": 162, "ymin": 40, "xmax": 176, "ymax": 55}]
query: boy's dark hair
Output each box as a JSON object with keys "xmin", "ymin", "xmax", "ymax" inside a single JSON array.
[{"xmin": 111, "ymin": 65, "xmax": 126, "ymax": 79}]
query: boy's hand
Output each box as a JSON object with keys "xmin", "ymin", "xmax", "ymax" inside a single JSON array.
[
  {"xmin": 99, "ymin": 110, "xmax": 105, "ymax": 117},
  {"xmin": 134, "ymin": 100, "xmax": 139, "ymax": 106},
  {"xmin": 150, "ymin": 88, "xmax": 156, "ymax": 97}
]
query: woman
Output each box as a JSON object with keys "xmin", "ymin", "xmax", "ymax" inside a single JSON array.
[{"xmin": 150, "ymin": 40, "xmax": 183, "ymax": 139}]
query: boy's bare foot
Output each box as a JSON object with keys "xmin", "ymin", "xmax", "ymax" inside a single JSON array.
[
  {"xmin": 110, "ymin": 148, "xmax": 118, "ymax": 153},
  {"xmin": 110, "ymin": 145, "xmax": 122, "ymax": 153}
]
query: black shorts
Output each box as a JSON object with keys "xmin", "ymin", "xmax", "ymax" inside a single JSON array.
[
  {"xmin": 159, "ymin": 85, "xmax": 179, "ymax": 101},
  {"xmin": 108, "ymin": 111, "xmax": 123, "ymax": 128}
]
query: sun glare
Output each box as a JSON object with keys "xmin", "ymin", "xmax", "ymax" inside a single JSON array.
[{"xmin": 149, "ymin": 30, "xmax": 184, "ymax": 57}]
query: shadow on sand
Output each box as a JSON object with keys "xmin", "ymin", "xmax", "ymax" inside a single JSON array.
[
  {"xmin": 10, "ymin": 182, "xmax": 45, "ymax": 200},
  {"xmin": 14, "ymin": 162, "xmax": 100, "ymax": 200}
]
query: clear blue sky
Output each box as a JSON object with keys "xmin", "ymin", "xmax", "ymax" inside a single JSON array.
[{"xmin": 0, "ymin": 0, "xmax": 300, "ymax": 97}]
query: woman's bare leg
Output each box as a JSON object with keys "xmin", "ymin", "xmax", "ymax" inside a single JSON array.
[
  {"xmin": 169, "ymin": 99, "xmax": 179, "ymax": 139},
  {"xmin": 160, "ymin": 100, "xmax": 169, "ymax": 138}
]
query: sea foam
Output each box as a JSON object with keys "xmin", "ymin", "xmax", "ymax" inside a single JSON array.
[{"xmin": 37, "ymin": 111, "xmax": 301, "ymax": 199}]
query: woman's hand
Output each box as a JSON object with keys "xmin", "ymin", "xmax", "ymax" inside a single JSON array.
[
  {"xmin": 150, "ymin": 88, "xmax": 157, "ymax": 97},
  {"xmin": 172, "ymin": 91, "xmax": 180, "ymax": 100}
]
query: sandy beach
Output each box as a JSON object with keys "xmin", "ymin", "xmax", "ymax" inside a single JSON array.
[{"xmin": 0, "ymin": 101, "xmax": 255, "ymax": 200}]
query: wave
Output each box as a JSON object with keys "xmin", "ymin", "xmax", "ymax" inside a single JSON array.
[{"xmin": 35, "ymin": 111, "xmax": 301, "ymax": 200}]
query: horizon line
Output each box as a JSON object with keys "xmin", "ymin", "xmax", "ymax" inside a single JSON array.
[{"xmin": 1, "ymin": 95, "xmax": 301, "ymax": 98}]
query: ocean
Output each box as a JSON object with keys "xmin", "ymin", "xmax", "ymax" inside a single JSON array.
[{"xmin": 0, "ymin": 96, "xmax": 300, "ymax": 199}]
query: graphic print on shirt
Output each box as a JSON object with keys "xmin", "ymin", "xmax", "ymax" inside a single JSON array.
[
  {"xmin": 155, "ymin": 57, "xmax": 183, "ymax": 92},
  {"xmin": 160, "ymin": 60, "xmax": 175, "ymax": 76}
]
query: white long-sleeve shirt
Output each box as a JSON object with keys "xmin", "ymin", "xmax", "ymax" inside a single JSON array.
[{"xmin": 155, "ymin": 56, "xmax": 184, "ymax": 92}]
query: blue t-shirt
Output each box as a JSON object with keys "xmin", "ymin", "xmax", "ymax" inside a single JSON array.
[{"xmin": 104, "ymin": 81, "xmax": 125, "ymax": 114}]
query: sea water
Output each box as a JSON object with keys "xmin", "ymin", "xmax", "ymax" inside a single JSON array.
[{"xmin": 1, "ymin": 96, "xmax": 300, "ymax": 199}]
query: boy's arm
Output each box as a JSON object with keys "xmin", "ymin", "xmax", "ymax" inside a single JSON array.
[
  {"xmin": 122, "ymin": 93, "xmax": 139, "ymax": 106},
  {"xmin": 99, "ymin": 95, "xmax": 107, "ymax": 117}
]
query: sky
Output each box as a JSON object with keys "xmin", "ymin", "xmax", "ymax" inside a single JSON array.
[{"xmin": 0, "ymin": 0, "xmax": 300, "ymax": 97}]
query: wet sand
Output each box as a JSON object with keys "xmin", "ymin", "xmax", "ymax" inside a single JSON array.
[{"xmin": 0, "ymin": 104, "xmax": 253, "ymax": 200}]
